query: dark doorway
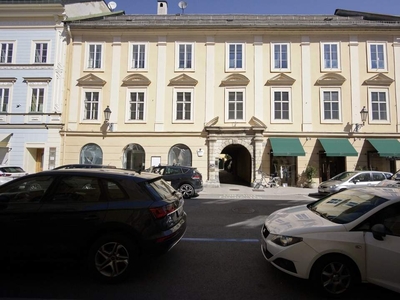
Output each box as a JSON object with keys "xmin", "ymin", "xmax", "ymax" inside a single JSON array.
[
  {"xmin": 219, "ymin": 144, "xmax": 251, "ymax": 186},
  {"xmin": 319, "ymin": 152, "xmax": 346, "ymax": 181}
]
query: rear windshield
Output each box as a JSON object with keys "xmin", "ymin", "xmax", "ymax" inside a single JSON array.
[
  {"xmin": 0, "ymin": 167, "xmax": 25, "ymax": 173},
  {"xmin": 147, "ymin": 178, "xmax": 179, "ymax": 200},
  {"xmin": 308, "ymin": 189, "xmax": 389, "ymax": 224}
]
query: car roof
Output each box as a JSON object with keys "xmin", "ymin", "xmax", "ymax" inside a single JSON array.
[
  {"xmin": 32, "ymin": 168, "xmax": 161, "ymax": 183},
  {"xmin": 53, "ymin": 164, "xmax": 116, "ymax": 169}
]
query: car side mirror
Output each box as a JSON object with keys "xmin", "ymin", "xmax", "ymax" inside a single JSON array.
[
  {"xmin": 371, "ymin": 224, "xmax": 386, "ymax": 241},
  {"xmin": 352, "ymin": 179, "xmax": 359, "ymax": 184}
]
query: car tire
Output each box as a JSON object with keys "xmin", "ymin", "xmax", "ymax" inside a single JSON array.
[
  {"xmin": 311, "ymin": 254, "xmax": 358, "ymax": 297},
  {"xmin": 179, "ymin": 183, "xmax": 195, "ymax": 198},
  {"xmin": 87, "ymin": 234, "xmax": 138, "ymax": 283}
]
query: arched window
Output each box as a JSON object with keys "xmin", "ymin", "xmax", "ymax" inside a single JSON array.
[
  {"xmin": 123, "ymin": 143, "xmax": 145, "ymax": 171},
  {"xmin": 80, "ymin": 143, "xmax": 103, "ymax": 164},
  {"xmin": 168, "ymin": 144, "xmax": 192, "ymax": 166}
]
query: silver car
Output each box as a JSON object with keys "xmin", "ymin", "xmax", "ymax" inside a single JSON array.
[{"xmin": 318, "ymin": 171, "xmax": 391, "ymax": 194}]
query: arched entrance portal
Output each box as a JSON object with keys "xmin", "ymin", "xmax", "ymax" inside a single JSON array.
[{"xmin": 219, "ymin": 144, "xmax": 251, "ymax": 186}]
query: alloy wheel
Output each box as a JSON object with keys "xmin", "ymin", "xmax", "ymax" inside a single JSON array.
[{"xmin": 94, "ymin": 241, "xmax": 129, "ymax": 278}]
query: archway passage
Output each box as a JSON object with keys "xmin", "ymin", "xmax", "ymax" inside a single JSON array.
[{"xmin": 219, "ymin": 144, "xmax": 251, "ymax": 186}]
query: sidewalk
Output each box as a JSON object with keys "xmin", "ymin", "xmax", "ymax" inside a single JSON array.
[{"xmin": 197, "ymin": 183, "xmax": 319, "ymax": 201}]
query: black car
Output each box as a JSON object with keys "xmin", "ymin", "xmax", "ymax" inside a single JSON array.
[
  {"xmin": 53, "ymin": 164, "xmax": 116, "ymax": 170},
  {"xmin": 0, "ymin": 169, "xmax": 186, "ymax": 283},
  {"xmin": 149, "ymin": 165, "xmax": 203, "ymax": 199}
]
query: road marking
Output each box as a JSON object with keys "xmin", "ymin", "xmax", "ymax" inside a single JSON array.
[{"xmin": 182, "ymin": 237, "xmax": 259, "ymax": 243}]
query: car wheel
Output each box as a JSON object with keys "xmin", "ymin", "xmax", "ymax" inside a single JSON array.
[
  {"xmin": 179, "ymin": 183, "xmax": 195, "ymax": 198},
  {"xmin": 311, "ymin": 255, "xmax": 357, "ymax": 296},
  {"xmin": 88, "ymin": 234, "xmax": 138, "ymax": 283}
]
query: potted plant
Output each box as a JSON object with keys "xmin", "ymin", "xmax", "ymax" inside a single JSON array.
[{"xmin": 305, "ymin": 165, "xmax": 318, "ymax": 188}]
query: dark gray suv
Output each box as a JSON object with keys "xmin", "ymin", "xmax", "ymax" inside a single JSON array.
[
  {"xmin": 0, "ymin": 169, "xmax": 186, "ymax": 283},
  {"xmin": 149, "ymin": 165, "xmax": 203, "ymax": 198}
]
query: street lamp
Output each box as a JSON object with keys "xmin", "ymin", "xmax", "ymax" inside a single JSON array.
[
  {"xmin": 354, "ymin": 106, "xmax": 368, "ymax": 132},
  {"xmin": 103, "ymin": 106, "xmax": 113, "ymax": 131}
]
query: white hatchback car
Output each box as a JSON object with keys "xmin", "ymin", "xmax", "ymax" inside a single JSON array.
[
  {"xmin": 261, "ymin": 187, "xmax": 400, "ymax": 296},
  {"xmin": 0, "ymin": 165, "xmax": 28, "ymax": 186}
]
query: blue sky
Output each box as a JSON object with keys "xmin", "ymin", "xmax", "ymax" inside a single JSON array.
[{"xmin": 109, "ymin": 0, "xmax": 400, "ymax": 15}]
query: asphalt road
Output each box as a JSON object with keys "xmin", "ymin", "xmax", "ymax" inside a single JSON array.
[{"xmin": 0, "ymin": 198, "xmax": 397, "ymax": 300}]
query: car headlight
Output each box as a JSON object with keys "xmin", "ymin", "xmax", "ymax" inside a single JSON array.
[
  {"xmin": 329, "ymin": 184, "xmax": 338, "ymax": 188},
  {"xmin": 270, "ymin": 234, "xmax": 303, "ymax": 247}
]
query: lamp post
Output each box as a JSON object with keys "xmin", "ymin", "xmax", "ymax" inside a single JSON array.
[
  {"xmin": 103, "ymin": 106, "xmax": 113, "ymax": 131},
  {"xmin": 354, "ymin": 106, "xmax": 368, "ymax": 132}
]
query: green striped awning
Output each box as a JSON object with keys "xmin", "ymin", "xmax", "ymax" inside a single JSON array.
[
  {"xmin": 269, "ymin": 138, "xmax": 306, "ymax": 156},
  {"xmin": 367, "ymin": 139, "xmax": 400, "ymax": 157},
  {"xmin": 319, "ymin": 138, "xmax": 358, "ymax": 156}
]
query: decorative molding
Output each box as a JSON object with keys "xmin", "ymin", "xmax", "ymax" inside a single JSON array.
[
  {"xmin": 205, "ymin": 116, "xmax": 219, "ymax": 127},
  {"xmin": 122, "ymin": 74, "xmax": 151, "ymax": 87},
  {"xmin": 77, "ymin": 74, "xmax": 106, "ymax": 87},
  {"xmin": 315, "ymin": 73, "xmax": 346, "ymax": 86},
  {"xmin": 265, "ymin": 73, "xmax": 295, "ymax": 86},
  {"xmin": 220, "ymin": 74, "xmax": 250, "ymax": 87},
  {"xmin": 23, "ymin": 77, "xmax": 52, "ymax": 83},
  {"xmin": 249, "ymin": 116, "xmax": 267, "ymax": 128},
  {"xmin": 363, "ymin": 73, "xmax": 394, "ymax": 86},
  {"xmin": 0, "ymin": 64, "xmax": 54, "ymax": 70},
  {"xmin": 0, "ymin": 77, "xmax": 17, "ymax": 83},
  {"xmin": 168, "ymin": 74, "xmax": 198, "ymax": 87}
]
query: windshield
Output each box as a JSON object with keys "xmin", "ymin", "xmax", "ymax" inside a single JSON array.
[
  {"xmin": 307, "ymin": 189, "xmax": 388, "ymax": 224},
  {"xmin": 147, "ymin": 178, "xmax": 179, "ymax": 200},
  {"xmin": 330, "ymin": 171, "xmax": 359, "ymax": 181}
]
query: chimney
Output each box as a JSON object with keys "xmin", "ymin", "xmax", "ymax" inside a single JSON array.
[{"xmin": 157, "ymin": 1, "xmax": 168, "ymax": 15}]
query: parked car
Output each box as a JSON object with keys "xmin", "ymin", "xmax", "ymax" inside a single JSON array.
[
  {"xmin": 261, "ymin": 187, "xmax": 400, "ymax": 296},
  {"xmin": 318, "ymin": 170, "xmax": 391, "ymax": 195},
  {"xmin": 0, "ymin": 165, "xmax": 28, "ymax": 186},
  {"xmin": 53, "ymin": 164, "xmax": 116, "ymax": 170},
  {"xmin": 0, "ymin": 168, "xmax": 186, "ymax": 283},
  {"xmin": 148, "ymin": 165, "xmax": 203, "ymax": 199}
]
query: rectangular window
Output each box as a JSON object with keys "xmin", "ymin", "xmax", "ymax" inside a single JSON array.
[
  {"xmin": 31, "ymin": 88, "xmax": 44, "ymax": 112},
  {"xmin": 84, "ymin": 92, "xmax": 99, "ymax": 120},
  {"xmin": 88, "ymin": 44, "xmax": 102, "ymax": 69},
  {"xmin": 321, "ymin": 89, "xmax": 341, "ymax": 122},
  {"xmin": 368, "ymin": 43, "xmax": 386, "ymax": 71},
  {"xmin": 227, "ymin": 91, "xmax": 244, "ymax": 121},
  {"xmin": 271, "ymin": 43, "xmax": 290, "ymax": 71},
  {"xmin": 226, "ymin": 43, "xmax": 244, "ymax": 70},
  {"xmin": 34, "ymin": 43, "xmax": 48, "ymax": 63},
  {"xmin": 175, "ymin": 91, "xmax": 192, "ymax": 121},
  {"xmin": 129, "ymin": 91, "xmax": 145, "ymax": 120},
  {"xmin": 131, "ymin": 44, "xmax": 146, "ymax": 69},
  {"xmin": 0, "ymin": 88, "xmax": 10, "ymax": 112},
  {"xmin": 321, "ymin": 42, "xmax": 340, "ymax": 70},
  {"xmin": 370, "ymin": 90, "xmax": 388, "ymax": 121},
  {"xmin": 0, "ymin": 43, "xmax": 13, "ymax": 63},
  {"xmin": 178, "ymin": 43, "xmax": 192, "ymax": 69}
]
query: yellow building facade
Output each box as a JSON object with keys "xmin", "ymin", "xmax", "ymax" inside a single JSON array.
[{"xmin": 61, "ymin": 9, "xmax": 400, "ymax": 187}]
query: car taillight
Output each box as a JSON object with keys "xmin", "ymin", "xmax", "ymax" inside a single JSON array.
[
  {"xmin": 0, "ymin": 174, "xmax": 11, "ymax": 177},
  {"xmin": 192, "ymin": 173, "xmax": 201, "ymax": 180},
  {"xmin": 150, "ymin": 204, "xmax": 176, "ymax": 219}
]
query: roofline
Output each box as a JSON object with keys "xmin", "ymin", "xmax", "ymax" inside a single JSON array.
[
  {"xmin": 335, "ymin": 8, "xmax": 400, "ymax": 22},
  {"xmin": 64, "ymin": 10, "xmax": 125, "ymax": 22}
]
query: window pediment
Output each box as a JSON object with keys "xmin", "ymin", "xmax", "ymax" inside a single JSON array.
[
  {"xmin": 23, "ymin": 77, "xmax": 52, "ymax": 83},
  {"xmin": 315, "ymin": 73, "xmax": 346, "ymax": 86},
  {"xmin": 363, "ymin": 73, "xmax": 393, "ymax": 86},
  {"xmin": 249, "ymin": 116, "xmax": 267, "ymax": 128},
  {"xmin": 122, "ymin": 74, "xmax": 151, "ymax": 87},
  {"xmin": 220, "ymin": 74, "xmax": 250, "ymax": 87},
  {"xmin": 265, "ymin": 73, "xmax": 295, "ymax": 86},
  {"xmin": 168, "ymin": 74, "xmax": 198, "ymax": 87},
  {"xmin": 0, "ymin": 77, "xmax": 17, "ymax": 83},
  {"xmin": 77, "ymin": 74, "xmax": 106, "ymax": 87}
]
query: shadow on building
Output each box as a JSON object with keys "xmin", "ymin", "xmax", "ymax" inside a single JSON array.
[{"xmin": 219, "ymin": 170, "xmax": 250, "ymax": 187}]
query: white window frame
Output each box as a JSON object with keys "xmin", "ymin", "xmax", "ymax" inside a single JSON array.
[
  {"xmin": 0, "ymin": 41, "xmax": 16, "ymax": 64},
  {"xmin": 367, "ymin": 42, "xmax": 387, "ymax": 72},
  {"xmin": 31, "ymin": 41, "xmax": 50, "ymax": 64},
  {"xmin": 85, "ymin": 42, "xmax": 104, "ymax": 71},
  {"xmin": 0, "ymin": 85, "xmax": 11, "ymax": 113},
  {"xmin": 320, "ymin": 42, "xmax": 341, "ymax": 71},
  {"xmin": 175, "ymin": 42, "xmax": 195, "ymax": 71},
  {"xmin": 225, "ymin": 88, "xmax": 246, "ymax": 122},
  {"xmin": 271, "ymin": 87, "xmax": 292, "ymax": 123},
  {"xmin": 81, "ymin": 89, "xmax": 101, "ymax": 123},
  {"xmin": 173, "ymin": 88, "xmax": 194, "ymax": 123},
  {"xmin": 128, "ymin": 42, "xmax": 148, "ymax": 71},
  {"xmin": 126, "ymin": 88, "xmax": 146, "ymax": 123},
  {"xmin": 271, "ymin": 42, "xmax": 291, "ymax": 72},
  {"xmin": 225, "ymin": 42, "xmax": 245, "ymax": 72},
  {"xmin": 28, "ymin": 84, "xmax": 47, "ymax": 113},
  {"xmin": 368, "ymin": 88, "xmax": 390, "ymax": 124},
  {"xmin": 320, "ymin": 88, "xmax": 342, "ymax": 123}
]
